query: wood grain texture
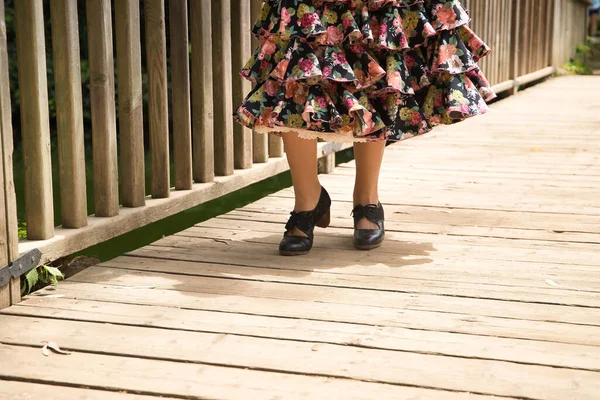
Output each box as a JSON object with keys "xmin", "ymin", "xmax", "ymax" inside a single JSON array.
[
  {"xmin": 144, "ymin": 0, "xmax": 170, "ymax": 198},
  {"xmin": 169, "ymin": 0, "xmax": 193, "ymax": 190},
  {"xmin": 269, "ymin": 135, "xmax": 284, "ymax": 158},
  {"xmin": 14, "ymin": 0, "xmax": 55, "ymax": 239},
  {"xmin": 0, "ymin": 0, "xmax": 19, "ymax": 308},
  {"xmin": 49, "ymin": 0, "xmax": 88, "ymax": 229},
  {"xmin": 231, "ymin": 0, "xmax": 253, "ymax": 170},
  {"xmin": 86, "ymin": 0, "xmax": 119, "ymax": 217},
  {"xmin": 115, "ymin": 0, "xmax": 146, "ymax": 208},
  {"xmin": 190, "ymin": 0, "xmax": 214, "ymax": 183},
  {"xmin": 211, "ymin": 0, "xmax": 234, "ymax": 176},
  {"xmin": 250, "ymin": 1, "xmax": 269, "ymax": 164}
]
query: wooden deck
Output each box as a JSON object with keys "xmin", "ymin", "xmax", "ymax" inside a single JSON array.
[{"xmin": 1, "ymin": 75, "xmax": 600, "ymax": 399}]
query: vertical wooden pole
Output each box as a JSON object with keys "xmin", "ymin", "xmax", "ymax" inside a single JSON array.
[
  {"xmin": 14, "ymin": 0, "xmax": 55, "ymax": 239},
  {"xmin": 231, "ymin": 0, "xmax": 253, "ymax": 170},
  {"xmin": 212, "ymin": 0, "xmax": 234, "ymax": 176},
  {"xmin": 251, "ymin": 1, "xmax": 268, "ymax": 164},
  {"xmin": 169, "ymin": 0, "xmax": 193, "ymax": 190},
  {"xmin": 49, "ymin": 0, "xmax": 88, "ymax": 229},
  {"xmin": 115, "ymin": 0, "xmax": 146, "ymax": 207},
  {"xmin": 0, "ymin": 0, "xmax": 19, "ymax": 309},
  {"xmin": 510, "ymin": 0, "xmax": 521, "ymax": 92},
  {"xmin": 144, "ymin": 0, "xmax": 170, "ymax": 198},
  {"xmin": 86, "ymin": 0, "xmax": 119, "ymax": 217},
  {"xmin": 190, "ymin": 1, "xmax": 214, "ymax": 183},
  {"xmin": 269, "ymin": 135, "xmax": 284, "ymax": 158}
]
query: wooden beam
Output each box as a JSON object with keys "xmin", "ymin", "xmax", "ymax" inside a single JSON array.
[
  {"xmin": 144, "ymin": 0, "xmax": 170, "ymax": 198},
  {"xmin": 212, "ymin": 0, "xmax": 235, "ymax": 176},
  {"xmin": 14, "ymin": 0, "xmax": 55, "ymax": 239},
  {"xmin": 86, "ymin": 0, "xmax": 119, "ymax": 218},
  {"xmin": 190, "ymin": 1, "xmax": 214, "ymax": 183},
  {"xmin": 169, "ymin": 0, "xmax": 193, "ymax": 190},
  {"xmin": 115, "ymin": 0, "xmax": 146, "ymax": 208},
  {"xmin": 231, "ymin": 0, "xmax": 253, "ymax": 170},
  {"xmin": 49, "ymin": 0, "xmax": 88, "ymax": 229}
]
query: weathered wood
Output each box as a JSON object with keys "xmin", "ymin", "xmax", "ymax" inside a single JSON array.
[
  {"xmin": 231, "ymin": 0, "xmax": 253, "ymax": 170},
  {"xmin": 144, "ymin": 0, "xmax": 170, "ymax": 198},
  {"xmin": 0, "ymin": 344, "xmax": 505, "ymax": 400},
  {"xmin": 49, "ymin": 0, "xmax": 88, "ymax": 229},
  {"xmin": 114, "ymin": 0, "xmax": 146, "ymax": 208},
  {"xmin": 0, "ymin": 381, "xmax": 168, "ymax": 400},
  {"xmin": 86, "ymin": 0, "xmax": 119, "ymax": 217},
  {"xmin": 212, "ymin": 0, "xmax": 234, "ymax": 176},
  {"xmin": 318, "ymin": 152, "xmax": 335, "ymax": 174},
  {"xmin": 269, "ymin": 135, "xmax": 284, "ymax": 158},
  {"xmin": 169, "ymin": 0, "xmax": 193, "ymax": 190},
  {"xmin": 14, "ymin": 0, "xmax": 54, "ymax": 238},
  {"xmin": 190, "ymin": 1, "xmax": 214, "ymax": 183},
  {"xmin": 0, "ymin": 0, "xmax": 19, "ymax": 308}
]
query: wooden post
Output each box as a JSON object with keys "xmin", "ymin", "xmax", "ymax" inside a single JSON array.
[
  {"xmin": 269, "ymin": 136, "xmax": 284, "ymax": 158},
  {"xmin": 14, "ymin": 0, "xmax": 55, "ymax": 239},
  {"xmin": 250, "ymin": 0, "xmax": 268, "ymax": 164},
  {"xmin": 86, "ymin": 0, "xmax": 119, "ymax": 217},
  {"xmin": 190, "ymin": 1, "xmax": 214, "ymax": 183},
  {"xmin": 49, "ymin": 0, "xmax": 88, "ymax": 229},
  {"xmin": 509, "ymin": 0, "xmax": 521, "ymax": 93},
  {"xmin": 0, "ymin": 0, "xmax": 19, "ymax": 309},
  {"xmin": 115, "ymin": 0, "xmax": 146, "ymax": 208},
  {"xmin": 212, "ymin": 0, "xmax": 235, "ymax": 176},
  {"xmin": 231, "ymin": 0, "xmax": 253, "ymax": 170},
  {"xmin": 169, "ymin": 0, "xmax": 193, "ymax": 190},
  {"xmin": 318, "ymin": 153, "xmax": 335, "ymax": 175},
  {"xmin": 144, "ymin": 0, "xmax": 170, "ymax": 198}
]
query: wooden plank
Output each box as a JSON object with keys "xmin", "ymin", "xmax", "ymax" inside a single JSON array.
[
  {"xmin": 231, "ymin": 0, "xmax": 253, "ymax": 170},
  {"xmin": 8, "ymin": 297, "xmax": 600, "ymax": 371},
  {"xmin": 0, "ymin": 381, "xmax": 169, "ymax": 400},
  {"xmin": 0, "ymin": 316, "xmax": 598, "ymax": 399},
  {"xmin": 169, "ymin": 0, "xmax": 193, "ymax": 190},
  {"xmin": 144, "ymin": 0, "xmax": 170, "ymax": 198},
  {"xmin": 49, "ymin": 0, "xmax": 88, "ymax": 229},
  {"xmin": 69, "ymin": 266, "xmax": 600, "ymax": 326},
  {"xmin": 190, "ymin": 0, "xmax": 214, "ymax": 183},
  {"xmin": 114, "ymin": 0, "xmax": 146, "ymax": 208},
  {"xmin": 13, "ymin": 0, "xmax": 55, "ymax": 238},
  {"xmin": 0, "ymin": 0, "xmax": 19, "ymax": 308},
  {"xmin": 26, "ymin": 281, "xmax": 600, "ymax": 347},
  {"xmin": 0, "ymin": 344, "xmax": 505, "ymax": 400},
  {"xmin": 212, "ymin": 0, "xmax": 234, "ymax": 176},
  {"xmin": 86, "ymin": 0, "xmax": 119, "ymax": 218},
  {"xmin": 269, "ymin": 135, "xmax": 284, "ymax": 158}
]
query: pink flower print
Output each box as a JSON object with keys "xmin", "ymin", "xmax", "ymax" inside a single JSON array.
[
  {"xmin": 448, "ymin": 55, "xmax": 465, "ymax": 73},
  {"xmin": 273, "ymin": 60, "xmax": 289, "ymax": 80},
  {"xmin": 342, "ymin": 15, "xmax": 354, "ymax": 30},
  {"xmin": 260, "ymin": 107, "xmax": 274, "ymax": 126},
  {"xmin": 410, "ymin": 111, "xmax": 422, "ymax": 125},
  {"xmin": 262, "ymin": 40, "xmax": 277, "ymax": 56},
  {"xmin": 370, "ymin": 19, "xmax": 381, "ymax": 38},
  {"xmin": 301, "ymin": 13, "xmax": 316, "ymax": 29},
  {"xmin": 478, "ymin": 99, "xmax": 488, "ymax": 113},
  {"xmin": 326, "ymin": 26, "xmax": 343, "ymax": 44},
  {"xmin": 393, "ymin": 16, "xmax": 401, "ymax": 28},
  {"xmin": 316, "ymin": 96, "xmax": 327, "ymax": 108},
  {"xmin": 460, "ymin": 103, "xmax": 470, "ymax": 114},
  {"xmin": 405, "ymin": 54, "xmax": 416, "ymax": 70},
  {"xmin": 399, "ymin": 34, "xmax": 408, "ymax": 49},
  {"xmin": 344, "ymin": 97, "xmax": 356, "ymax": 110},
  {"xmin": 265, "ymin": 80, "xmax": 280, "ymax": 97},
  {"xmin": 434, "ymin": 93, "xmax": 443, "ymax": 108},
  {"xmin": 379, "ymin": 22, "xmax": 388, "ymax": 40},
  {"xmin": 350, "ymin": 44, "xmax": 365, "ymax": 54},
  {"xmin": 368, "ymin": 61, "xmax": 384, "ymax": 78},
  {"xmin": 438, "ymin": 44, "xmax": 457, "ymax": 65},
  {"xmin": 257, "ymin": 52, "xmax": 265, "ymax": 61},
  {"xmin": 260, "ymin": 60, "xmax": 269, "ymax": 71},
  {"xmin": 299, "ymin": 58, "xmax": 315, "ymax": 74},
  {"xmin": 436, "ymin": 7, "xmax": 457, "ymax": 29},
  {"xmin": 281, "ymin": 8, "xmax": 291, "ymax": 26},
  {"xmin": 293, "ymin": 86, "xmax": 309, "ymax": 105},
  {"xmin": 322, "ymin": 66, "xmax": 332, "ymax": 77},
  {"xmin": 388, "ymin": 71, "xmax": 403, "ymax": 90},
  {"xmin": 423, "ymin": 23, "xmax": 436, "ymax": 37}
]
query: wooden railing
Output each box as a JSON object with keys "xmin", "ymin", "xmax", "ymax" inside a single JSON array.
[{"xmin": 0, "ymin": 0, "xmax": 590, "ymax": 308}]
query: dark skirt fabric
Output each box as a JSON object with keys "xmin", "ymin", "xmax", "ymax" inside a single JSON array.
[{"xmin": 234, "ymin": 0, "xmax": 496, "ymax": 143}]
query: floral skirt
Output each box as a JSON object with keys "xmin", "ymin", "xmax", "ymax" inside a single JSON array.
[{"xmin": 234, "ymin": 0, "xmax": 496, "ymax": 143}]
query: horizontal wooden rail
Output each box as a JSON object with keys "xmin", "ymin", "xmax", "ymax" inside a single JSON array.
[{"xmin": 0, "ymin": 0, "xmax": 589, "ymax": 285}]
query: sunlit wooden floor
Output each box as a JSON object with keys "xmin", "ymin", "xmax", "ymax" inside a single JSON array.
[{"xmin": 1, "ymin": 75, "xmax": 600, "ymax": 399}]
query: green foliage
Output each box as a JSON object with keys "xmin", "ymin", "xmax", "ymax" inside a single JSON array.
[
  {"xmin": 563, "ymin": 41, "xmax": 593, "ymax": 75},
  {"xmin": 17, "ymin": 220, "xmax": 26, "ymax": 239},
  {"xmin": 21, "ymin": 264, "xmax": 64, "ymax": 296}
]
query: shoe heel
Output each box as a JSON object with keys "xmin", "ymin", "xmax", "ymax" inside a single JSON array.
[{"xmin": 316, "ymin": 209, "xmax": 330, "ymax": 228}]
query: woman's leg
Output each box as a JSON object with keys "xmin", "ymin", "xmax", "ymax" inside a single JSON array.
[
  {"xmin": 282, "ymin": 132, "xmax": 321, "ymax": 235},
  {"xmin": 353, "ymin": 140, "xmax": 386, "ymax": 229}
]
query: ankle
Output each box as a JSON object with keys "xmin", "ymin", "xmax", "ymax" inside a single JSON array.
[
  {"xmin": 294, "ymin": 183, "xmax": 322, "ymax": 212},
  {"xmin": 353, "ymin": 193, "xmax": 379, "ymax": 207}
]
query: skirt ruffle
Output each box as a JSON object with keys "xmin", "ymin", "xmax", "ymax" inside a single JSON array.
[{"xmin": 234, "ymin": 0, "xmax": 496, "ymax": 143}]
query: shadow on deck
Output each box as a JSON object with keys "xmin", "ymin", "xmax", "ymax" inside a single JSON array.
[{"xmin": 1, "ymin": 75, "xmax": 600, "ymax": 399}]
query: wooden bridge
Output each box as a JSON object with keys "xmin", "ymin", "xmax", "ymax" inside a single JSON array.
[{"xmin": 1, "ymin": 0, "xmax": 599, "ymax": 398}]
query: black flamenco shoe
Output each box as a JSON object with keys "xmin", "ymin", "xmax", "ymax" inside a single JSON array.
[
  {"xmin": 352, "ymin": 203, "xmax": 385, "ymax": 250},
  {"xmin": 279, "ymin": 187, "xmax": 331, "ymax": 256}
]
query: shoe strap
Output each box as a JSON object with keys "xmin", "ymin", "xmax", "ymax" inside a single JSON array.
[{"xmin": 352, "ymin": 204, "xmax": 384, "ymax": 225}]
